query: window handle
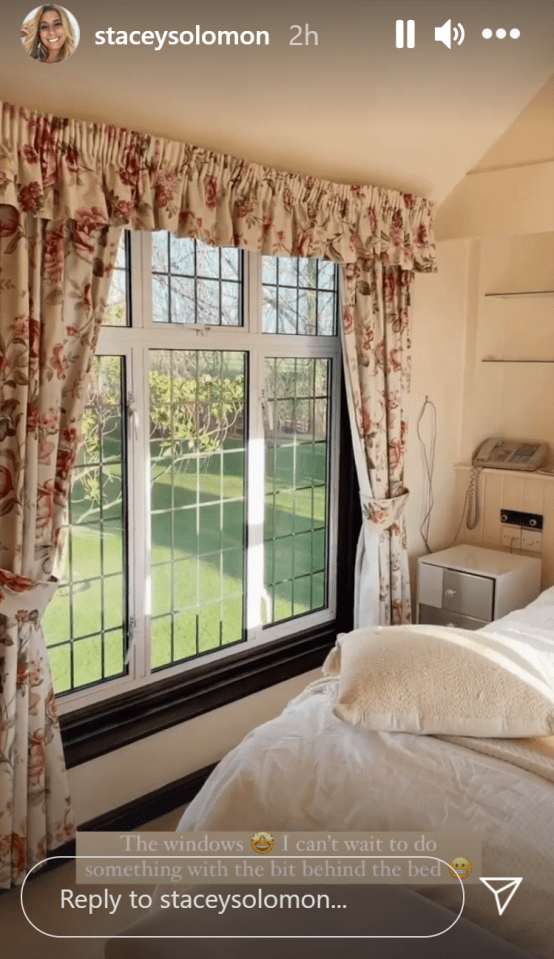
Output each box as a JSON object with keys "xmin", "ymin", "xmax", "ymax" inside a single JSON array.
[
  {"xmin": 127, "ymin": 392, "xmax": 140, "ymax": 440},
  {"xmin": 261, "ymin": 389, "xmax": 273, "ymax": 431},
  {"xmin": 125, "ymin": 617, "xmax": 137, "ymax": 666}
]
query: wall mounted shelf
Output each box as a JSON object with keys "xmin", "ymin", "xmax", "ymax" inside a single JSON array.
[
  {"xmin": 482, "ymin": 359, "xmax": 554, "ymax": 364},
  {"xmin": 485, "ymin": 291, "xmax": 554, "ymax": 299},
  {"xmin": 455, "ymin": 463, "xmax": 554, "ymax": 481},
  {"xmin": 481, "ymin": 289, "xmax": 554, "ymax": 364}
]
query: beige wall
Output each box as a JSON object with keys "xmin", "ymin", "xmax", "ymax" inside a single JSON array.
[
  {"xmin": 459, "ymin": 231, "xmax": 554, "ymax": 466},
  {"xmin": 70, "ymin": 668, "xmax": 321, "ymax": 825},
  {"xmin": 404, "ymin": 240, "xmax": 469, "ymax": 588},
  {"xmin": 404, "ymin": 228, "xmax": 554, "ymax": 607},
  {"xmin": 453, "ymin": 467, "xmax": 554, "ymax": 590},
  {"xmin": 435, "ymin": 161, "xmax": 554, "ymax": 240}
]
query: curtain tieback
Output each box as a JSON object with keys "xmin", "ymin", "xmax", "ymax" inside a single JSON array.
[
  {"xmin": 360, "ymin": 489, "xmax": 410, "ymax": 530},
  {"xmin": 0, "ymin": 569, "xmax": 59, "ymax": 621}
]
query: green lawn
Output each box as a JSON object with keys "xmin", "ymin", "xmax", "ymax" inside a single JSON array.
[{"xmin": 43, "ymin": 442, "xmax": 327, "ymax": 696}]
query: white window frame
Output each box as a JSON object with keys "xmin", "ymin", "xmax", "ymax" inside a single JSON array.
[{"xmin": 56, "ymin": 232, "xmax": 341, "ymax": 715}]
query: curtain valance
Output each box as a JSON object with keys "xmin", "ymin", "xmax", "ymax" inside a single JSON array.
[{"xmin": 0, "ymin": 102, "xmax": 436, "ymax": 270}]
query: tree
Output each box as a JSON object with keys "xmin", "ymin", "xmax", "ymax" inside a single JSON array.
[{"xmin": 73, "ymin": 353, "xmax": 245, "ymax": 526}]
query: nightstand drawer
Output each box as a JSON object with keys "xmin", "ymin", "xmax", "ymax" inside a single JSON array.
[
  {"xmin": 419, "ymin": 604, "xmax": 488, "ymax": 631},
  {"xmin": 442, "ymin": 569, "xmax": 494, "ymax": 621}
]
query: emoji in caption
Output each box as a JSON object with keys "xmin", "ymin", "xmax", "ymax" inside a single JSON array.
[
  {"xmin": 449, "ymin": 857, "xmax": 472, "ymax": 879},
  {"xmin": 251, "ymin": 831, "xmax": 275, "ymax": 854}
]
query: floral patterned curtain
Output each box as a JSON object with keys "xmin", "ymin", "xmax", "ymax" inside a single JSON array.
[
  {"xmin": 0, "ymin": 101, "xmax": 436, "ymax": 886},
  {"xmin": 342, "ymin": 258, "xmax": 414, "ymax": 626},
  {"xmin": 0, "ymin": 206, "xmax": 121, "ymax": 887}
]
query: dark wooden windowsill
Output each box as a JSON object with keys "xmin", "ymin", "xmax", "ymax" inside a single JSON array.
[{"xmin": 60, "ymin": 624, "xmax": 336, "ymax": 768}]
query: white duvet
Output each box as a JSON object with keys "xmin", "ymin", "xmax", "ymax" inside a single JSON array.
[{"xmin": 178, "ymin": 592, "xmax": 554, "ymax": 957}]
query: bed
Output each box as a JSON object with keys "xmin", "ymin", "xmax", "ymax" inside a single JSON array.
[{"xmin": 106, "ymin": 587, "xmax": 554, "ymax": 959}]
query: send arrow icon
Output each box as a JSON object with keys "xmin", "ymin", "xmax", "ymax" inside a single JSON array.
[{"xmin": 479, "ymin": 878, "xmax": 523, "ymax": 916}]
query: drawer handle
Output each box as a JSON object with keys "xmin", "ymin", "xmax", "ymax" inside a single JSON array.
[{"xmin": 445, "ymin": 589, "xmax": 457, "ymax": 598}]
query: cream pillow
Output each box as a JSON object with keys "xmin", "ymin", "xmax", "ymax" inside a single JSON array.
[{"xmin": 323, "ymin": 624, "xmax": 554, "ymax": 737}]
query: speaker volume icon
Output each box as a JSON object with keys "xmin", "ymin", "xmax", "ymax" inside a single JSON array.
[{"xmin": 435, "ymin": 19, "xmax": 465, "ymax": 48}]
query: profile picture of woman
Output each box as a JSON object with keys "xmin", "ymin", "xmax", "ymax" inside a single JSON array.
[{"xmin": 21, "ymin": 5, "xmax": 79, "ymax": 63}]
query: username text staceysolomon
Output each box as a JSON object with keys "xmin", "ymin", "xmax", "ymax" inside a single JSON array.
[{"xmin": 95, "ymin": 27, "xmax": 271, "ymax": 49}]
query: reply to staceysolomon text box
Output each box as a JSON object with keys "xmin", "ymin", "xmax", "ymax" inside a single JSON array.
[
  {"xmin": 76, "ymin": 831, "xmax": 482, "ymax": 885},
  {"xmin": 21, "ymin": 861, "xmax": 469, "ymax": 940}
]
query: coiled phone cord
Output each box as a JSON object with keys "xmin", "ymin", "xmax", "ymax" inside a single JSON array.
[
  {"xmin": 451, "ymin": 466, "xmax": 482, "ymax": 546},
  {"xmin": 466, "ymin": 467, "xmax": 482, "ymax": 530}
]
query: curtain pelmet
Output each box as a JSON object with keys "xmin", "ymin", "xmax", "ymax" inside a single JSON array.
[{"xmin": 0, "ymin": 102, "xmax": 436, "ymax": 272}]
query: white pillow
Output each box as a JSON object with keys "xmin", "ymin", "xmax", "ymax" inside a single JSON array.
[{"xmin": 322, "ymin": 624, "xmax": 554, "ymax": 738}]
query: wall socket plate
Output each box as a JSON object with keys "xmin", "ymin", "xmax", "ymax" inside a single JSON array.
[
  {"xmin": 521, "ymin": 529, "xmax": 542, "ymax": 552},
  {"xmin": 501, "ymin": 527, "xmax": 522, "ymax": 549},
  {"xmin": 500, "ymin": 508, "xmax": 543, "ymax": 553}
]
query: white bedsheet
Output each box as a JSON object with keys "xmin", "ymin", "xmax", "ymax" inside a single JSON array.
[{"xmin": 178, "ymin": 597, "xmax": 554, "ymax": 957}]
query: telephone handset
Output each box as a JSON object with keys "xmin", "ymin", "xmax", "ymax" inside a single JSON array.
[{"xmin": 466, "ymin": 437, "xmax": 549, "ymax": 530}]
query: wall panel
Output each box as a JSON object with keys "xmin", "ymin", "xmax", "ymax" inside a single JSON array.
[{"xmin": 454, "ymin": 465, "xmax": 554, "ymax": 590}]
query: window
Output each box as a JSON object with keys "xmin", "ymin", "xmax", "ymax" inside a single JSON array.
[
  {"xmin": 148, "ymin": 348, "xmax": 247, "ymax": 667},
  {"xmin": 49, "ymin": 233, "xmax": 341, "ymax": 712},
  {"xmin": 44, "ymin": 356, "xmax": 127, "ymax": 693},
  {"xmin": 263, "ymin": 357, "xmax": 331, "ymax": 625}
]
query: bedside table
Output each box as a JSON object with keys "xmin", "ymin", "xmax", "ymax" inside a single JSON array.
[{"xmin": 417, "ymin": 544, "xmax": 542, "ymax": 629}]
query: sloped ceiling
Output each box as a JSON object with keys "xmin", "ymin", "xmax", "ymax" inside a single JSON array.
[
  {"xmin": 1, "ymin": 0, "xmax": 553, "ymax": 205},
  {"xmin": 435, "ymin": 74, "xmax": 554, "ymax": 237},
  {"xmin": 469, "ymin": 73, "xmax": 554, "ymax": 174}
]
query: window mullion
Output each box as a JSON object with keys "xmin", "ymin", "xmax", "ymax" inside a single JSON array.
[
  {"xmin": 248, "ymin": 252, "xmax": 262, "ymax": 335},
  {"xmin": 326, "ymin": 272, "xmax": 345, "ymax": 622},
  {"xmin": 326, "ymin": 343, "xmax": 342, "ymax": 623},
  {"xmin": 127, "ymin": 343, "xmax": 150, "ymax": 680},
  {"xmin": 245, "ymin": 347, "xmax": 266, "ymax": 641},
  {"xmin": 245, "ymin": 252, "xmax": 266, "ymax": 641},
  {"xmin": 131, "ymin": 232, "xmax": 153, "ymax": 679},
  {"xmin": 129, "ymin": 230, "xmax": 145, "ymax": 329},
  {"xmin": 141, "ymin": 232, "xmax": 154, "ymax": 332}
]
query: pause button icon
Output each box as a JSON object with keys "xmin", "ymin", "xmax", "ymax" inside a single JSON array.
[{"xmin": 396, "ymin": 20, "xmax": 415, "ymax": 48}]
